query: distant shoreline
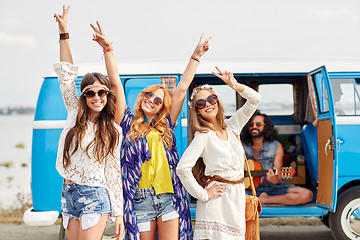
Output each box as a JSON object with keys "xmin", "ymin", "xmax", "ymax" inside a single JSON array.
[{"xmin": 0, "ymin": 106, "xmax": 35, "ymax": 115}]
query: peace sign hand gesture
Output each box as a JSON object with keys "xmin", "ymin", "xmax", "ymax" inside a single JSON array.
[
  {"xmin": 192, "ymin": 33, "xmax": 212, "ymax": 59},
  {"xmin": 54, "ymin": 5, "xmax": 70, "ymax": 33},
  {"xmin": 90, "ymin": 21, "xmax": 112, "ymax": 50},
  {"xmin": 213, "ymin": 66, "xmax": 245, "ymax": 93},
  {"xmin": 212, "ymin": 66, "xmax": 237, "ymax": 87}
]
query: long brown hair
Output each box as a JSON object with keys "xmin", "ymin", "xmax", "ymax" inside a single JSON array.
[
  {"xmin": 189, "ymin": 86, "xmax": 227, "ymax": 187},
  {"xmin": 62, "ymin": 72, "xmax": 120, "ymax": 169},
  {"xmin": 128, "ymin": 85, "xmax": 173, "ymax": 149}
]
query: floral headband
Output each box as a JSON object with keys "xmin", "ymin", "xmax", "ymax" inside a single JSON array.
[{"xmin": 188, "ymin": 84, "xmax": 217, "ymax": 108}]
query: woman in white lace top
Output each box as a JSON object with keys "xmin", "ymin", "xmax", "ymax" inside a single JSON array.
[
  {"xmin": 54, "ymin": 6, "xmax": 126, "ymax": 240},
  {"xmin": 176, "ymin": 67, "xmax": 261, "ymax": 240}
]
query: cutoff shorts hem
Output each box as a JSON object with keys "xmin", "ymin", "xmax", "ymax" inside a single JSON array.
[
  {"xmin": 133, "ymin": 187, "xmax": 178, "ymax": 224},
  {"xmin": 61, "ymin": 182, "xmax": 111, "ymax": 230}
]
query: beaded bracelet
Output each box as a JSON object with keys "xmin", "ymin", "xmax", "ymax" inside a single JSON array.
[
  {"xmin": 191, "ymin": 55, "xmax": 200, "ymax": 63},
  {"xmin": 103, "ymin": 46, "xmax": 113, "ymax": 53}
]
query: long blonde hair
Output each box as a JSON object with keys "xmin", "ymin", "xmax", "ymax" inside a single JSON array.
[
  {"xmin": 189, "ymin": 86, "xmax": 227, "ymax": 141},
  {"xmin": 128, "ymin": 85, "xmax": 173, "ymax": 149},
  {"xmin": 189, "ymin": 86, "xmax": 227, "ymax": 187}
]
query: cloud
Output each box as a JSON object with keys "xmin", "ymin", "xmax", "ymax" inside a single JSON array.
[{"xmin": 0, "ymin": 33, "xmax": 35, "ymax": 49}]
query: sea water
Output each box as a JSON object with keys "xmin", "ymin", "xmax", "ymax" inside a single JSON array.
[{"xmin": 0, "ymin": 114, "xmax": 33, "ymax": 208}]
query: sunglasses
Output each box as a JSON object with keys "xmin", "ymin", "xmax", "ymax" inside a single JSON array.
[
  {"xmin": 84, "ymin": 89, "xmax": 109, "ymax": 99},
  {"xmin": 249, "ymin": 121, "xmax": 265, "ymax": 127},
  {"xmin": 195, "ymin": 94, "xmax": 218, "ymax": 109},
  {"xmin": 144, "ymin": 92, "xmax": 163, "ymax": 106}
]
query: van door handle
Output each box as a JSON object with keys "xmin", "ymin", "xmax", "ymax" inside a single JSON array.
[
  {"xmin": 324, "ymin": 136, "xmax": 335, "ymax": 156},
  {"xmin": 337, "ymin": 139, "xmax": 343, "ymax": 151},
  {"xmin": 325, "ymin": 139, "xmax": 330, "ymax": 156}
]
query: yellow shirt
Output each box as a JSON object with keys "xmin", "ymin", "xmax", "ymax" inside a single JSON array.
[{"xmin": 138, "ymin": 129, "xmax": 174, "ymax": 194}]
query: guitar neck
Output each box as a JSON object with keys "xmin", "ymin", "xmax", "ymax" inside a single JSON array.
[{"xmin": 244, "ymin": 170, "xmax": 268, "ymax": 177}]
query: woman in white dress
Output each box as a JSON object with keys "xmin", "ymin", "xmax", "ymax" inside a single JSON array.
[{"xmin": 176, "ymin": 67, "xmax": 261, "ymax": 240}]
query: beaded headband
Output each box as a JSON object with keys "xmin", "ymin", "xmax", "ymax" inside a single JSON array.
[{"xmin": 81, "ymin": 84, "xmax": 110, "ymax": 94}]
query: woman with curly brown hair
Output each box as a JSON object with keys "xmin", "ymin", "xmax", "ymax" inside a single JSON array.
[{"xmin": 54, "ymin": 6, "xmax": 125, "ymax": 240}]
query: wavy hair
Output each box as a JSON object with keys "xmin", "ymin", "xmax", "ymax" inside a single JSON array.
[
  {"xmin": 62, "ymin": 72, "xmax": 120, "ymax": 169},
  {"xmin": 128, "ymin": 85, "xmax": 173, "ymax": 149},
  {"xmin": 240, "ymin": 110, "xmax": 278, "ymax": 145},
  {"xmin": 189, "ymin": 86, "xmax": 227, "ymax": 187}
]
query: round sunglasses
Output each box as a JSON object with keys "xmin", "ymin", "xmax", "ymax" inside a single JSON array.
[
  {"xmin": 195, "ymin": 94, "xmax": 218, "ymax": 109},
  {"xmin": 84, "ymin": 89, "xmax": 109, "ymax": 99},
  {"xmin": 249, "ymin": 121, "xmax": 265, "ymax": 127},
  {"xmin": 144, "ymin": 92, "xmax": 163, "ymax": 106}
]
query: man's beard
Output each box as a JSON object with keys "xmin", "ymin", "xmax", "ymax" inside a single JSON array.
[{"xmin": 250, "ymin": 128, "xmax": 264, "ymax": 138}]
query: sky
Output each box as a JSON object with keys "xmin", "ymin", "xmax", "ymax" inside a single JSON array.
[{"xmin": 2, "ymin": 0, "xmax": 360, "ymax": 107}]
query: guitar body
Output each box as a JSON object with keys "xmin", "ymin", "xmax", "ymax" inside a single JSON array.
[{"xmin": 244, "ymin": 159, "xmax": 262, "ymax": 190}]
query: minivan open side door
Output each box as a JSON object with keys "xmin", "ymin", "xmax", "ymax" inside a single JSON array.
[{"xmin": 308, "ymin": 66, "xmax": 338, "ymax": 212}]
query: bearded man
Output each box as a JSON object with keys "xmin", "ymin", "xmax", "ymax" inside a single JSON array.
[{"xmin": 240, "ymin": 110, "xmax": 313, "ymax": 205}]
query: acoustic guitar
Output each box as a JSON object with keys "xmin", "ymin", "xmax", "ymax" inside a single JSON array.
[{"xmin": 244, "ymin": 159, "xmax": 296, "ymax": 190}]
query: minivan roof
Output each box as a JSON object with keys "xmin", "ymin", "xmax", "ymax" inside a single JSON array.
[{"xmin": 46, "ymin": 57, "xmax": 360, "ymax": 77}]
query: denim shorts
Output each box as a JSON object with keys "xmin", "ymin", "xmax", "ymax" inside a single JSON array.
[
  {"xmin": 61, "ymin": 182, "xmax": 111, "ymax": 229},
  {"xmin": 133, "ymin": 187, "xmax": 178, "ymax": 226},
  {"xmin": 248, "ymin": 180, "xmax": 296, "ymax": 197}
]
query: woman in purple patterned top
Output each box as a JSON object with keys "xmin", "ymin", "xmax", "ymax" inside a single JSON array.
[{"xmin": 115, "ymin": 35, "xmax": 211, "ymax": 240}]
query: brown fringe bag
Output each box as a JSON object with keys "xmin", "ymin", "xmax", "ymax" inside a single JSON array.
[{"xmin": 244, "ymin": 154, "xmax": 262, "ymax": 240}]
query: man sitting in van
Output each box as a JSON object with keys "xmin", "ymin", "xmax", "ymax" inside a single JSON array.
[{"xmin": 240, "ymin": 110, "xmax": 313, "ymax": 205}]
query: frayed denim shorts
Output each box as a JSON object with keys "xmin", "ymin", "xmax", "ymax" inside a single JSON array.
[
  {"xmin": 133, "ymin": 187, "xmax": 178, "ymax": 231},
  {"xmin": 61, "ymin": 182, "xmax": 111, "ymax": 230}
]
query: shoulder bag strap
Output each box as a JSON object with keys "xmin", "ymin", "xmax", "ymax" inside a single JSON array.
[{"xmin": 232, "ymin": 131, "xmax": 257, "ymax": 196}]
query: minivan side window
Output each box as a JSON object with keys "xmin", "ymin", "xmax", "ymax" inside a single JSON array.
[
  {"xmin": 330, "ymin": 78, "xmax": 360, "ymax": 116},
  {"xmin": 211, "ymin": 85, "xmax": 237, "ymax": 117},
  {"xmin": 257, "ymin": 84, "xmax": 294, "ymax": 115}
]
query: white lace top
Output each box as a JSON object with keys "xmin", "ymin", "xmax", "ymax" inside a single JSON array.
[
  {"xmin": 176, "ymin": 86, "xmax": 261, "ymax": 202},
  {"xmin": 54, "ymin": 62, "xmax": 123, "ymax": 216}
]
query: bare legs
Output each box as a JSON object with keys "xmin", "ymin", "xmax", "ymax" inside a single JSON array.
[
  {"xmin": 139, "ymin": 217, "xmax": 179, "ymax": 240},
  {"xmin": 66, "ymin": 214, "xmax": 109, "ymax": 240},
  {"xmin": 258, "ymin": 187, "xmax": 313, "ymax": 205}
]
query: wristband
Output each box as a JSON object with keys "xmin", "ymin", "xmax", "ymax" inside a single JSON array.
[
  {"xmin": 103, "ymin": 46, "xmax": 113, "ymax": 53},
  {"xmin": 191, "ymin": 55, "xmax": 200, "ymax": 63},
  {"xmin": 59, "ymin": 33, "xmax": 69, "ymax": 40}
]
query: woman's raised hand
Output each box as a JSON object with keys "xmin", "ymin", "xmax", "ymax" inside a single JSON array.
[
  {"xmin": 192, "ymin": 33, "xmax": 212, "ymax": 59},
  {"xmin": 90, "ymin": 21, "xmax": 111, "ymax": 50},
  {"xmin": 54, "ymin": 5, "xmax": 70, "ymax": 33},
  {"xmin": 212, "ymin": 66, "xmax": 240, "ymax": 90},
  {"xmin": 206, "ymin": 182, "xmax": 225, "ymax": 200}
]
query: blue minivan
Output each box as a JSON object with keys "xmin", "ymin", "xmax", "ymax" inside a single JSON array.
[{"xmin": 24, "ymin": 60, "xmax": 360, "ymax": 240}]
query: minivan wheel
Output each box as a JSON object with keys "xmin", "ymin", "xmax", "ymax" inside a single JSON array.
[{"xmin": 329, "ymin": 186, "xmax": 360, "ymax": 239}]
